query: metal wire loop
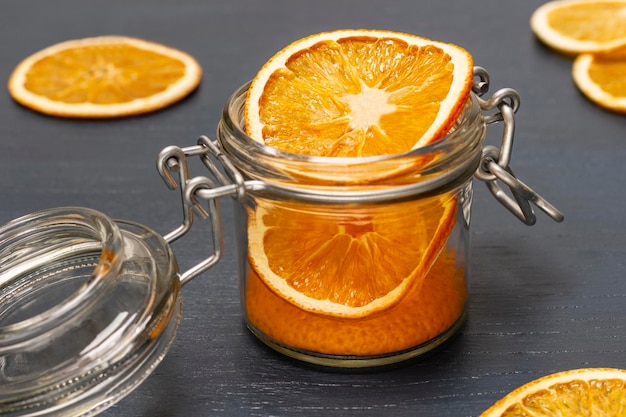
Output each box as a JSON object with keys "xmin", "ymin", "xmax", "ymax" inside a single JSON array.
[
  {"xmin": 156, "ymin": 142, "xmax": 226, "ymax": 285},
  {"xmin": 197, "ymin": 135, "xmax": 247, "ymax": 202},
  {"xmin": 483, "ymin": 161, "xmax": 564, "ymax": 225},
  {"xmin": 472, "ymin": 66, "xmax": 490, "ymax": 97},
  {"xmin": 478, "ymin": 88, "xmax": 520, "ymax": 125},
  {"xmin": 473, "ymin": 70, "xmax": 563, "ymax": 225},
  {"xmin": 474, "ymin": 145, "xmax": 500, "ymax": 182},
  {"xmin": 157, "ymin": 145, "xmax": 194, "ymax": 243}
]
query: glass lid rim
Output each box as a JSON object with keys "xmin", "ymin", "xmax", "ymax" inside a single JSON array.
[{"xmin": 0, "ymin": 206, "xmax": 123, "ymax": 344}]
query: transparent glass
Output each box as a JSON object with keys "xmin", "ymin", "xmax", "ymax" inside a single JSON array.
[
  {"xmin": 0, "ymin": 207, "xmax": 182, "ymax": 416},
  {"xmin": 217, "ymin": 84, "xmax": 487, "ymax": 367}
]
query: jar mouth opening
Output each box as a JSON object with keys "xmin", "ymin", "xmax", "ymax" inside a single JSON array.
[
  {"xmin": 0, "ymin": 207, "xmax": 123, "ymax": 344},
  {"xmin": 221, "ymin": 81, "xmax": 484, "ymax": 166}
]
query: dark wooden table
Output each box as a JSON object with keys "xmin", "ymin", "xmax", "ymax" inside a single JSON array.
[{"xmin": 1, "ymin": 1, "xmax": 625, "ymax": 416}]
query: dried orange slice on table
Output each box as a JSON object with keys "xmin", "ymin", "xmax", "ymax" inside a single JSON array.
[
  {"xmin": 530, "ymin": 0, "xmax": 626, "ymax": 113},
  {"xmin": 480, "ymin": 368, "xmax": 626, "ymax": 416},
  {"xmin": 243, "ymin": 29, "xmax": 474, "ymax": 356},
  {"xmin": 8, "ymin": 36, "xmax": 202, "ymax": 118},
  {"xmin": 572, "ymin": 46, "xmax": 626, "ymax": 113},
  {"xmin": 530, "ymin": 0, "xmax": 626, "ymax": 55}
]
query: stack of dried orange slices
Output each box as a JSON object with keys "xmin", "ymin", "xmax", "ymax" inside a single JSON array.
[
  {"xmin": 7, "ymin": 36, "xmax": 202, "ymax": 118},
  {"xmin": 242, "ymin": 29, "xmax": 473, "ymax": 356},
  {"xmin": 531, "ymin": 0, "xmax": 626, "ymax": 113}
]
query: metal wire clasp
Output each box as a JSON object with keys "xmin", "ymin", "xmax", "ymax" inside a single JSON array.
[
  {"xmin": 156, "ymin": 140, "xmax": 227, "ymax": 286},
  {"xmin": 156, "ymin": 135, "xmax": 255, "ymax": 285},
  {"xmin": 472, "ymin": 67, "xmax": 564, "ymax": 225}
]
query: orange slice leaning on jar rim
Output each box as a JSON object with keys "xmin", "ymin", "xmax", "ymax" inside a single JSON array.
[{"xmin": 244, "ymin": 29, "xmax": 473, "ymax": 161}]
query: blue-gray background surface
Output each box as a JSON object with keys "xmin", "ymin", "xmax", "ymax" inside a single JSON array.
[{"xmin": 1, "ymin": 1, "xmax": 625, "ymax": 416}]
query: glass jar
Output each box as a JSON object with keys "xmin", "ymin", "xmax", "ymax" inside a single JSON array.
[
  {"xmin": 158, "ymin": 70, "xmax": 561, "ymax": 368},
  {"xmin": 214, "ymin": 83, "xmax": 485, "ymax": 367}
]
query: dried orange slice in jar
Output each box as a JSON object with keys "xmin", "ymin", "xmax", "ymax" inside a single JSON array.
[
  {"xmin": 572, "ymin": 45, "xmax": 626, "ymax": 113},
  {"xmin": 247, "ymin": 193, "xmax": 458, "ymax": 320},
  {"xmin": 530, "ymin": 0, "xmax": 626, "ymax": 54},
  {"xmin": 480, "ymin": 368, "xmax": 626, "ymax": 416},
  {"xmin": 245, "ymin": 192, "xmax": 464, "ymax": 356},
  {"xmin": 8, "ymin": 36, "xmax": 202, "ymax": 118},
  {"xmin": 244, "ymin": 29, "xmax": 473, "ymax": 157}
]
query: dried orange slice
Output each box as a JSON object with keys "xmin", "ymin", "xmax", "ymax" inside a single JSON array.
[
  {"xmin": 530, "ymin": 0, "xmax": 626, "ymax": 54},
  {"xmin": 480, "ymin": 368, "xmax": 626, "ymax": 416},
  {"xmin": 247, "ymin": 193, "xmax": 457, "ymax": 319},
  {"xmin": 8, "ymin": 36, "xmax": 202, "ymax": 118},
  {"xmin": 573, "ymin": 46, "xmax": 626, "ymax": 113},
  {"xmin": 244, "ymin": 29, "xmax": 473, "ymax": 157},
  {"xmin": 246, "ymin": 246, "xmax": 466, "ymax": 356}
]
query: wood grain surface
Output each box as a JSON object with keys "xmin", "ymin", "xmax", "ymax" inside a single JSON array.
[{"xmin": 1, "ymin": 1, "xmax": 625, "ymax": 416}]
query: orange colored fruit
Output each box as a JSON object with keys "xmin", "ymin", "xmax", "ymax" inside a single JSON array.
[
  {"xmin": 480, "ymin": 368, "xmax": 626, "ymax": 417},
  {"xmin": 8, "ymin": 36, "xmax": 202, "ymax": 118},
  {"xmin": 530, "ymin": 0, "xmax": 626, "ymax": 54},
  {"xmin": 244, "ymin": 29, "xmax": 473, "ymax": 157},
  {"xmin": 246, "ymin": 246, "xmax": 466, "ymax": 356},
  {"xmin": 247, "ymin": 192, "xmax": 458, "ymax": 319},
  {"xmin": 573, "ymin": 46, "xmax": 626, "ymax": 113}
]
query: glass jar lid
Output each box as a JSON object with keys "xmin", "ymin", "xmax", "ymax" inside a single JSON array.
[{"xmin": 0, "ymin": 207, "xmax": 182, "ymax": 416}]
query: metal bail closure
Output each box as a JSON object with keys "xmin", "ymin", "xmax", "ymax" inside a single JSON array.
[
  {"xmin": 157, "ymin": 135, "xmax": 254, "ymax": 285},
  {"xmin": 157, "ymin": 141, "xmax": 226, "ymax": 286},
  {"xmin": 472, "ymin": 67, "xmax": 564, "ymax": 225}
]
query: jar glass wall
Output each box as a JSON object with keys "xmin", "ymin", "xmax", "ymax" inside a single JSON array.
[{"xmin": 218, "ymin": 84, "xmax": 486, "ymax": 367}]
